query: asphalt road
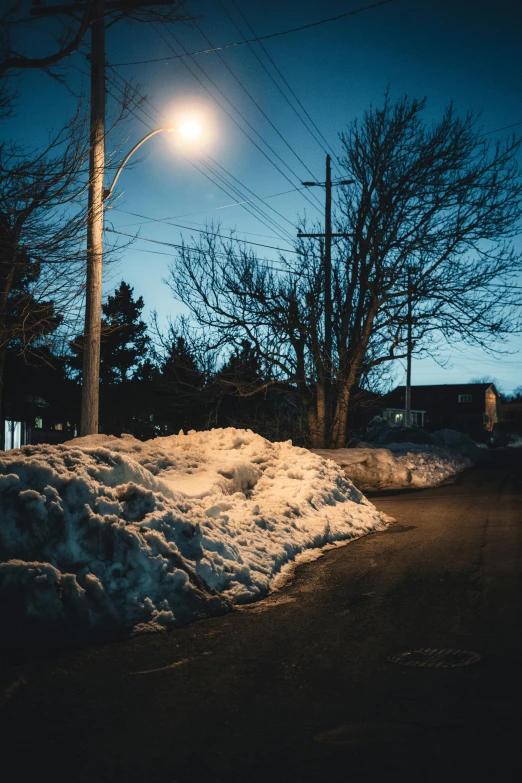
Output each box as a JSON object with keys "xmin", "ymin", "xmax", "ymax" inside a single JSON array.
[{"xmin": 1, "ymin": 450, "xmax": 521, "ymax": 782}]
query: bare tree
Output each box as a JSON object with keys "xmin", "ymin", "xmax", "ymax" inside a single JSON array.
[
  {"xmin": 167, "ymin": 96, "xmax": 522, "ymax": 448},
  {"xmin": 0, "ymin": 113, "xmax": 90, "ymax": 448},
  {"xmin": 0, "ymin": 1, "xmax": 187, "ymax": 78}
]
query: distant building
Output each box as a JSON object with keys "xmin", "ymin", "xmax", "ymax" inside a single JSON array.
[
  {"xmin": 382, "ymin": 383, "xmax": 500, "ymax": 438},
  {"xmin": 3, "ymin": 394, "xmax": 76, "ymax": 451}
]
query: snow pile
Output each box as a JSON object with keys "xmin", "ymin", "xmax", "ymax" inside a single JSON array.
[
  {"xmin": 313, "ymin": 444, "xmax": 471, "ymax": 491},
  {"xmin": 507, "ymin": 435, "xmax": 522, "ymax": 448},
  {"xmin": 0, "ymin": 429, "xmax": 387, "ymax": 650},
  {"xmin": 431, "ymin": 429, "xmax": 486, "ymax": 463}
]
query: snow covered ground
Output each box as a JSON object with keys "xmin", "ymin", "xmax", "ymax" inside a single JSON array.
[
  {"xmin": 313, "ymin": 443, "xmax": 471, "ymax": 491},
  {"xmin": 0, "ymin": 428, "xmax": 387, "ymax": 651}
]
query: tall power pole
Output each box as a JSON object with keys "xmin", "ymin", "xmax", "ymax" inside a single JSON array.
[
  {"xmin": 299, "ymin": 158, "xmax": 354, "ymax": 447},
  {"xmin": 82, "ymin": 0, "xmax": 105, "ymax": 436},
  {"xmin": 404, "ymin": 266, "xmax": 412, "ymax": 428},
  {"xmin": 31, "ymin": 1, "xmax": 183, "ymax": 436},
  {"xmin": 323, "ymin": 155, "xmax": 333, "ymax": 440}
]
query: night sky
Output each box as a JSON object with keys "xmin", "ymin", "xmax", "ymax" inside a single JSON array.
[{"xmin": 5, "ymin": 0, "xmax": 522, "ymax": 393}]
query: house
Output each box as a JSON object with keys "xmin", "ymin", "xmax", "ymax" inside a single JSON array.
[
  {"xmin": 382, "ymin": 383, "xmax": 500, "ymax": 439},
  {"xmin": 2, "ymin": 349, "xmax": 80, "ymax": 451},
  {"xmin": 3, "ymin": 394, "xmax": 76, "ymax": 451}
]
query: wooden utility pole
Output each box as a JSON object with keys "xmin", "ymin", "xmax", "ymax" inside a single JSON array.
[
  {"xmin": 30, "ymin": 0, "xmax": 183, "ymax": 436},
  {"xmin": 323, "ymin": 154, "xmax": 333, "ymax": 442},
  {"xmin": 81, "ymin": 0, "xmax": 105, "ymax": 436},
  {"xmin": 298, "ymin": 159, "xmax": 354, "ymax": 447},
  {"xmin": 405, "ymin": 266, "xmax": 412, "ymax": 428}
]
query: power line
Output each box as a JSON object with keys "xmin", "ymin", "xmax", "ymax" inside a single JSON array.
[
  {"xmin": 111, "ymin": 0, "xmax": 396, "ymax": 66},
  {"xmin": 105, "ymin": 66, "xmax": 299, "ymax": 239},
  {"xmin": 105, "ymin": 67, "xmax": 298, "ymax": 242},
  {"xmin": 113, "ymin": 210, "xmax": 299, "ymax": 239},
  {"xmin": 200, "ymin": 154, "xmax": 296, "ymax": 239},
  {"xmin": 109, "ymin": 206, "xmax": 300, "ymax": 252},
  {"xmin": 105, "ymin": 226, "xmax": 306, "ymax": 275},
  {"xmin": 224, "ymin": 0, "xmax": 340, "ymax": 167},
  {"xmin": 206, "ymin": 156, "xmax": 296, "ymax": 228},
  {"xmin": 481, "ymin": 120, "xmax": 522, "ymax": 136},
  {"xmin": 131, "ymin": 246, "xmax": 303, "ymax": 277},
  {"xmin": 173, "ymin": 11, "xmax": 324, "ymax": 189},
  {"xmin": 110, "ymin": 185, "xmax": 314, "ymax": 225},
  {"xmin": 151, "ymin": 24, "xmax": 324, "ymax": 213}
]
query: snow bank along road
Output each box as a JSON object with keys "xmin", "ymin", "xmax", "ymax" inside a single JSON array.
[
  {"xmin": 0, "ymin": 429, "xmax": 386, "ymax": 651},
  {"xmin": 1, "ymin": 450, "xmax": 521, "ymax": 781},
  {"xmin": 313, "ymin": 441, "xmax": 471, "ymax": 490}
]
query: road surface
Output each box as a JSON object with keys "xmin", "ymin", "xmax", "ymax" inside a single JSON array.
[{"xmin": 1, "ymin": 450, "xmax": 521, "ymax": 781}]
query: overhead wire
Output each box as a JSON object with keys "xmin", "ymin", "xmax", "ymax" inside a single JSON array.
[
  {"xmin": 151, "ymin": 23, "xmax": 324, "ymax": 212},
  {"xmin": 107, "ymin": 207, "xmax": 301, "ymax": 253},
  {"xmin": 105, "ymin": 66, "xmax": 299, "ymax": 240},
  {"xmin": 170, "ymin": 9, "xmax": 325, "ymax": 191},
  {"xmin": 220, "ymin": 0, "xmax": 345, "ymax": 207},
  {"xmin": 113, "ymin": 208, "xmax": 300, "ymax": 239},
  {"xmin": 481, "ymin": 120, "xmax": 522, "ymax": 136},
  {"xmin": 223, "ymin": 0, "xmax": 340, "ymax": 166},
  {"xmin": 109, "ymin": 185, "xmax": 316, "ymax": 225},
  {"xmin": 205, "ymin": 156, "xmax": 295, "ymax": 228},
  {"xmin": 110, "ymin": 0, "xmax": 396, "ymax": 67},
  {"xmin": 104, "ymin": 227, "xmax": 307, "ymax": 276},
  {"xmin": 105, "ymin": 66, "xmax": 298, "ymax": 243}
]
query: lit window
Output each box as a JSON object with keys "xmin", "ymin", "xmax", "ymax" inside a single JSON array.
[
  {"xmin": 458, "ymin": 394, "xmax": 472, "ymax": 403},
  {"xmin": 4, "ymin": 420, "xmax": 22, "ymax": 450},
  {"xmin": 55, "ymin": 423, "xmax": 63, "ymax": 431},
  {"xmin": 34, "ymin": 417, "xmax": 43, "ymax": 429}
]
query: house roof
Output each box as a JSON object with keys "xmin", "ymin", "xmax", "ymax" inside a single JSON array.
[
  {"xmin": 390, "ymin": 383, "xmax": 498, "ymax": 395},
  {"xmin": 383, "ymin": 383, "xmax": 499, "ymax": 412}
]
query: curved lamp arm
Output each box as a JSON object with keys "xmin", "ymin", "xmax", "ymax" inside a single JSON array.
[{"xmin": 104, "ymin": 126, "xmax": 173, "ymax": 201}]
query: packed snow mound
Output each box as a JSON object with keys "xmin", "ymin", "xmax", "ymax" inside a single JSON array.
[
  {"xmin": 362, "ymin": 417, "xmax": 486, "ymax": 462},
  {"xmin": 432, "ymin": 429, "xmax": 486, "ymax": 462},
  {"xmin": 0, "ymin": 428, "xmax": 387, "ymax": 651},
  {"xmin": 364, "ymin": 416, "xmax": 440, "ymax": 447},
  {"xmin": 313, "ymin": 444, "xmax": 471, "ymax": 491}
]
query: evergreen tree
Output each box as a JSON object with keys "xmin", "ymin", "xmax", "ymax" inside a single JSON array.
[
  {"xmin": 100, "ymin": 281, "xmax": 149, "ymax": 385},
  {"xmin": 68, "ymin": 281, "xmax": 150, "ymax": 384},
  {"xmin": 67, "ymin": 281, "xmax": 152, "ymax": 436},
  {"xmin": 155, "ymin": 334, "xmax": 206, "ymax": 433},
  {"xmin": 217, "ymin": 340, "xmax": 263, "ymax": 389},
  {"xmin": 211, "ymin": 341, "xmax": 304, "ymax": 442}
]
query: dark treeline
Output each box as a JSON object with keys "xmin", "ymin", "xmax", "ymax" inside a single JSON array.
[{"xmin": 3, "ymin": 279, "xmax": 380, "ymax": 446}]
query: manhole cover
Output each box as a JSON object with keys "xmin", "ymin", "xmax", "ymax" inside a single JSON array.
[{"xmin": 388, "ymin": 647, "xmax": 483, "ymax": 668}]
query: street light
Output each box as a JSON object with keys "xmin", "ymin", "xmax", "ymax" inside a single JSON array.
[
  {"xmin": 103, "ymin": 125, "xmax": 175, "ymax": 201},
  {"xmin": 81, "ymin": 124, "xmax": 183, "ymax": 437}
]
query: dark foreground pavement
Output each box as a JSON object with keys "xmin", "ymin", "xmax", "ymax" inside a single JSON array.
[{"xmin": 1, "ymin": 451, "xmax": 522, "ymax": 782}]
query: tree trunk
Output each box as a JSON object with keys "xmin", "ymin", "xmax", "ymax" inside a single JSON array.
[
  {"xmin": 307, "ymin": 382, "xmax": 326, "ymax": 448},
  {"xmin": 330, "ymin": 376, "xmax": 353, "ymax": 449},
  {"xmin": 331, "ymin": 306, "xmax": 378, "ymax": 449}
]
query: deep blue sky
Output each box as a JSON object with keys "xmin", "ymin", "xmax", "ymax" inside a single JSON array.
[{"xmin": 5, "ymin": 0, "xmax": 522, "ymax": 393}]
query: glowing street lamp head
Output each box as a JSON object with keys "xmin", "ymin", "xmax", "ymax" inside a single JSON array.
[
  {"xmin": 165, "ymin": 101, "xmax": 218, "ymax": 155},
  {"xmin": 178, "ymin": 119, "xmax": 202, "ymax": 140}
]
